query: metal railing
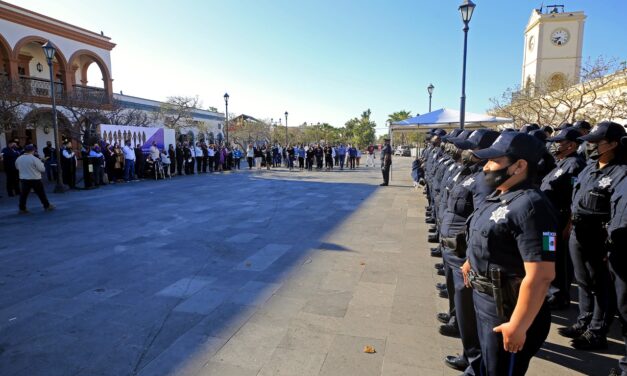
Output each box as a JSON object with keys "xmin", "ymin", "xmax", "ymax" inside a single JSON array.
[{"xmin": 0, "ymin": 75, "xmax": 110, "ymax": 106}]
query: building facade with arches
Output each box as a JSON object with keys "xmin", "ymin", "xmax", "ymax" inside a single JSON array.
[{"xmin": 0, "ymin": 1, "xmax": 223, "ymax": 156}]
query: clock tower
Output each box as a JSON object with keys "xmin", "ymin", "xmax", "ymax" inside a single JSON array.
[{"xmin": 521, "ymin": 5, "xmax": 586, "ymax": 91}]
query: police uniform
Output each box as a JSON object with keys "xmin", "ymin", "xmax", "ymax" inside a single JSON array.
[
  {"xmin": 568, "ymin": 122, "xmax": 626, "ymax": 349},
  {"xmin": 540, "ymin": 128, "xmax": 587, "ymax": 307},
  {"xmin": 467, "ymin": 132, "xmax": 558, "ymax": 375},
  {"xmin": 439, "ymin": 129, "xmax": 499, "ymax": 374},
  {"xmin": 380, "ymin": 140, "xmax": 392, "ymax": 186},
  {"xmin": 609, "ymin": 170, "xmax": 627, "ymax": 376}
]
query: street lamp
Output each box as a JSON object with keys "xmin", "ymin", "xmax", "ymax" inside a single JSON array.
[
  {"xmin": 427, "ymin": 83, "xmax": 435, "ymax": 112},
  {"xmin": 284, "ymin": 111, "xmax": 288, "ymax": 146},
  {"xmin": 458, "ymin": 0, "xmax": 476, "ymax": 130},
  {"xmin": 42, "ymin": 41, "xmax": 65, "ymax": 193},
  {"xmin": 223, "ymin": 92, "xmax": 229, "ymax": 145}
]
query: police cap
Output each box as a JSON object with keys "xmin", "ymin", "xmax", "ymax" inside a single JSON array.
[
  {"xmin": 442, "ymin": 128, "xmax": 463, "ymax": 142},
  {"xmin": 578, "ymin": 121, "xmax": 626, "ymax": 143},
  {"xmin": 529, "ymin": 129, "xmax": 548, "ymax": 142},
  {"xmin": 557, "ymin": 122, "xmax": 573, "ymax": 130},
  {"xmin": 472, "ymin": 132, "xmax": 545, "ymax": 164},
  {"xmin": 432, "ymin": 129, "xmax": 447, "ymax": 137},
  {"xmin": 546, "ymin": 128, "xmax": 582, "ymax": 143},
  {"xmin": 519, "ymin": 123, "xmax": 540, "ymax": 134},
  {"xmin": 453, "ymin": 129, "xmax": 499, "ymax": 150},
  {"xmin": 573, "ymin": 120, "xmax": 592, "ymax": 131}
]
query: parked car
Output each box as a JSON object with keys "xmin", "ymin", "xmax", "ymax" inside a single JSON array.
[{"xmin": 394, "ymin": 146, "xmax": 411, "ymax": 156}]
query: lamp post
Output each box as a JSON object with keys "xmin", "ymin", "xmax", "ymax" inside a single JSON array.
[
  {"xmin": 42, "ymin": 41, "xmax": 65, "ymax": 193},
  {"xmin": 284, "ymin": 111, "xmax": 288, "ymax": 146},
  {"xmin": 427, "ymin": 83, "xmax": 435, "ymax": 112},
  {"xmin": 270, "ymin": 118, "xmax": 274, "ymax": 143},
  {"xmin": 223, "ymin": 92, "xmax": 229, "ymax": 145},
  {"xmin": 458, "ymin": 0, "xmax": 476, "ymax": 130}
]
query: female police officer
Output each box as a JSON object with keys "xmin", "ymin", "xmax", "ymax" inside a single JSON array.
[{"xmin": 462, "ymin": 132, "xmax": 558, "ymax": 375}]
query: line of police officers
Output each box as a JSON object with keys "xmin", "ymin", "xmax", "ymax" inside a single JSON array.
[{"xmin": 417, "ymin": 120, "xmax": 626, "ymax": 376}]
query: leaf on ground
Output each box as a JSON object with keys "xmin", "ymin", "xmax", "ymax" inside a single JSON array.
[
  {"xmin": 245, "ymin": 261, "xmax": 252, "ymax": 267},
  {"xmin": 363, "ymin": 345, "xmax": 376, "ymax": 353},
  {"xmin": 360, "ymin": 262, "xmax": 366, "ymax": 266}
]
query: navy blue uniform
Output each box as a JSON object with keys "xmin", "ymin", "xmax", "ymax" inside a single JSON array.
[
  {"xmin": 440, "ymin": 163, "xmax": 492, "ymax": 375},
  {"xmin": 608, "ymin": 173, "xmax": 627, "ymax": 375},
  {"xmin": 468, "ymin": 182, "xmax": 558, "ymax": 375},
  {"xmin": 540, "ymin": 154, "xmax": 586, "ymax": 303},
  {"xmin": 569, "ymin": 160, "xmax": 624, "ymax": 336}
]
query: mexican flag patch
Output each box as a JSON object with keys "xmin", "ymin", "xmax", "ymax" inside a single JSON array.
[{"xmin": 542, "ymin": 232, "xmax": 557, "ymax": 252}]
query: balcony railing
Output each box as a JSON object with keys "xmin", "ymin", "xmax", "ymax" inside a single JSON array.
[
  {"xmin": 71, "ymin": 84, "xmax": 107, "ymax": 104},
  {"xmin": 0, "ymin": 75, "xmax": 110, "ymax": 106}
]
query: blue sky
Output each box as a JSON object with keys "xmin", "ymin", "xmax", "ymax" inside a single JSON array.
[{"xmin": 9, "ymin": 0, "xmax": 627, "ymax": 134}]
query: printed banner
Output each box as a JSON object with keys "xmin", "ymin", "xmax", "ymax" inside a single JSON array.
[{"xmin": 99, "ymin": 124, "xmax": 174, "ymax": 153}]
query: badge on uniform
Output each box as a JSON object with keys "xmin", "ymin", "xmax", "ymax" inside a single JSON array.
[
  {"xmin": 554, "ymin": 168, "xmax": 564, "ymax": 178},
  {"xmin": 462, "ymin": 177, "xmax": 474, "ymax": 187},
  {"xmin": 489, "ymin": 206, "xmax": 509, "ymax": 223},
  {"xmin": 542, "ymin": 232, "xmax": 557, "ymax": 252},
  {"xmin": 598, "ymin": 176, "xmax": 612, "ymax": 189}
]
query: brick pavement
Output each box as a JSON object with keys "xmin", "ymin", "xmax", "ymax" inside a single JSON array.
[{"xmin": 0, "ymin": 157, "xmax": 622, "ymax": 375}]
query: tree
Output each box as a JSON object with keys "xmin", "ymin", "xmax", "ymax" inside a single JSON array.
[
  {"xmin": 0, "ymin": 76, "xmax": 27, "ymax": 134},
  {"xmin": 489, "ymin": 57, "xmax": 627, "ymax": 127},
  {"xmin": 345, "ymin": 109, "xmax": 376, "ymax": 147},
  {"xmin": 106, "ymin": 100, "xmax": 154, "ymax": 127},
  {"xmin": 158, "ymin": 95, "xmax": 200, "ymax": 132},
  {"xmin": 387, "ymin": 110, "xmax": 413, "ymax": 124}
]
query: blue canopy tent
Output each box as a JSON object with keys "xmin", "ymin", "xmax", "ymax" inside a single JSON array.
[{"xmin": 391, "ymin": 108, "xmax": 512, "ymax": 129}]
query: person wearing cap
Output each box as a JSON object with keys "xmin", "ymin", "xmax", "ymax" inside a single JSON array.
[
  {"xmin": 540, "ymin": 128, "xmax": 587, "ymax": 310},
  {"xmin": 607, "ymin": 137, "xmax": 627, "ymax": 376},
  {"xmin": 61, "ymin": 141, "xmax": 77, "ymax": 189},
  {"xmin": 424, "ymin": 129, "xmax": 449, "ymax": 226},
  {"xmin": 573, "ymin": 120, "xmax": 592, "ymax": 159},
  {"xmin": 461, "ymin": 132, "xmax": 558, "ymax": 375},
  {"xmin": 529, "ymin": 129, "xmax": 557, "ymax": 185},
  {"xmin": 563, "ymin": 121, "xmax": 626, "ymax": 350},
  {"xmin": 438, "ymin": 128, "xmax": 499, "ymax": 374},
  {"xmin": 15, "ymin": 144, "xmax": 55, "ymax": 214},
  {"xmin": 380, "ymin": 138, "xmax": 392, "ymax": 186}
]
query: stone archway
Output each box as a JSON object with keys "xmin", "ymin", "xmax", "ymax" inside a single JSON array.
[
  {"xmin": 67, "ymin": 49, "xmax": 113, "ymax": 102},
  {"xmin": 0, "ymin": 33, "xmax": 12, "ymax": 77},
  {"xmin": 12, "ymin": 36, "xmax": 69, "ymax": 91}
]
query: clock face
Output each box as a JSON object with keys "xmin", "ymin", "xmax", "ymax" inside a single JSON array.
[
  {"xmin": 551, "ymin": 29, "xmax": 570, "ymax": 46},
  {"xmin": 528, "ymin": 36, "xmax": 535, "ymax": 51}
]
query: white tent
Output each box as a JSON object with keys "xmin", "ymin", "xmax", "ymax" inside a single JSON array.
[{"xmin": 391, "ymin": 108, "xmax": 511, "ymax": 129}]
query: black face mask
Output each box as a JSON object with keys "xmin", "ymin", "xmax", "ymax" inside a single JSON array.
[
  {"xmin": 461, "ymin": 150, "xmax": 474, "ymax": 165},
  {"xmin": 484, "ymin": 165, "xmax": 513, "ymax": 189}
]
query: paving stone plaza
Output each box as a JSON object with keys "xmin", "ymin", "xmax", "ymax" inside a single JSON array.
[{"xmin": 0, "ymin": 158, "xmax": 623, "ymax": 376}]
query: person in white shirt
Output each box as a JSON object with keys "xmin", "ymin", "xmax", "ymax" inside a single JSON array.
[
  {"xmin": 160, "ymin": 150, "xmax": 171, "ymax": 177},
  {"xmin": 122, "ymin": 140, "xmax": 136, "ymax": 181},
  {"xmin": 15, "ymin": 144, "xmax": 54, "ymax": 213},
  {"xmin": 149, "ymin": 141, "xmax": 160, "ymax": 161}
]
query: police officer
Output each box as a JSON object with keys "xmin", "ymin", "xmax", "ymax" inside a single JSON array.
[
  {"xmin": 607, "ymin": 136, "xmax": 626, "ymax": 376},
  {"xmin": 439, "ymin": 128, "xmax": 499, "ymax": 374},
  {"xmin": 380, "ymin": 138, "xmax": 392, "ymax": 186},
  {"xmin": 541, "ymin": 128, "xmax": 587, "ymax": 309},
  {"xmin": 563, "ymin": 121, "xmax": 626, "ymax": 350},
  {"xmin": 462, "ymin": 132, "xmax": 558, "ymax": 375}
]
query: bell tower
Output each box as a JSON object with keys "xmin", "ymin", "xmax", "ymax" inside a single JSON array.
[{"xmin": 521, "ymin": 5, "xmax": 586, "ymax": 91}]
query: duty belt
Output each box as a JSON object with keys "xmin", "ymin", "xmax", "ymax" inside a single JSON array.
[
  {"xmin": 468, "ymin": 271, "xmax": 494, "ymax": 297},
  {"xmin": 441, "ymin": 237, "xmax": 457, "ymax": 250}
]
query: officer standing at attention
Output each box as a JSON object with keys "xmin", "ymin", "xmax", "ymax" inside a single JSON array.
[
  {"xmin": 462, "ymin": 132, "xmax": 558, "ymax": 375},
  {"xmin": 439, "ymin": 128, "xmax": 499, "ymax": 374},
  {"xmin": 607, "ymin": 135, "xmax": 626, "ymax": 376},
  {"xmin": 563, "ymin": 121, "xmax": 626, "ymax": 350},
  {"xmin": 540, "ymin": 128, "xmax": 587, "ymax": 309},
  {"xmin": 380, "ymin": 138, "xmax": 392, "ymax": 186}
]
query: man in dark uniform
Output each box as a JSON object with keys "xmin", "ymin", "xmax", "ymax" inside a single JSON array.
[
  {"xmin": 541, "ymin": 128, "xmax": 587, "ymax": 309},
  {"xmin": 439, "ymin": 129, "xmax": 499, "ymax": 374},
  {"xmin": 380, "ymin": 138, "xmax": 392, "ymax": 186},
  {"xmin": 463, "ymin": 132, "xmax": 558, "ymax": 375},
  {"xmin": 607, "ymin": 137, "xmax": 627, "ymax": 376},
  {"xmin": 563, "ymin": 122, "xmax": 626, "ymax": 350}
]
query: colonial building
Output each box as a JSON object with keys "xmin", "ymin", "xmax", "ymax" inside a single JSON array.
[{"xmin": 0, "ymin": 0, "xmax": 224, "ymax": 154}]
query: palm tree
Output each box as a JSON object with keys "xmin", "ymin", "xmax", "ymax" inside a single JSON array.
[{"xmin": 387, "ymin": 110, "xmax": 413, "ymax": 124}]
